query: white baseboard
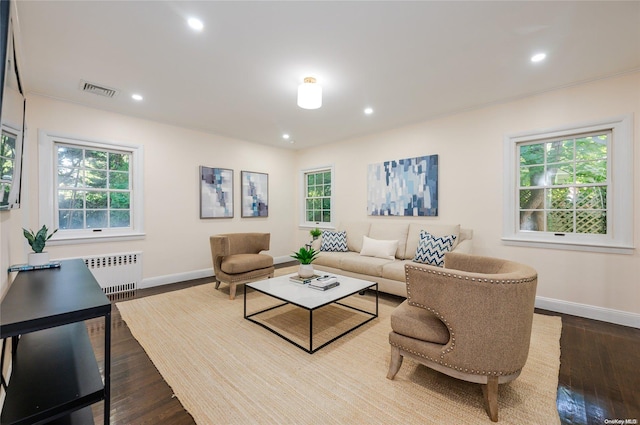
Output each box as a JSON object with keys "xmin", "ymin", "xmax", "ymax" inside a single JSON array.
[
  {"xmin": 536, "ymin": 296, "xmax": 640, "ymax": 329},
  {"xmin": 140, "ymin": 268, "xmax": 214, "ymax": 289},
  {"xmin": 139, "ymin": 256, "xmax": 294, "ymax": 290}
]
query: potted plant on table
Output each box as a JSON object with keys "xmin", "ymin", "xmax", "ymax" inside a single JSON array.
[
  {"xmin": 309, "ymin": 227, "xmax": 322, "ymax": 240},
  {"xmin": 23, "ymin": 225, "xmax": 58, "ymax": 266},
  {"xmin": 290, "ymin": 246, "xmax": 319, "ymax": 278}
]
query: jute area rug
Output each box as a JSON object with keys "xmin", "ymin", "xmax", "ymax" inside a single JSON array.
[{"xmin": 117, "ymin": 268, "xmax": 561, "ymax": 424}]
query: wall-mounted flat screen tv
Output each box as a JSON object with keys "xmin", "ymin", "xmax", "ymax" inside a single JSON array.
[{"xmin": 0, "ymin": 0, "xmax": 25, "ymax": 210}]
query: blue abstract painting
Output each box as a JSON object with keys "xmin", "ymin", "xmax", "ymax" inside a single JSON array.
[
  {"xmin": 242, "ymin": 171, "xmax": 268, "ymax": 217},
  {"xmin": 200, "ymin": 166, "xmax": 233, "ymax": 218},
  {"xmin": 367, "ymin": 154, "xmax": 438, "ymax": 216}
]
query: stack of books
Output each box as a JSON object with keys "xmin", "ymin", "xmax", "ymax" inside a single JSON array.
[
  {"xmin": 289, "ymin": 274, "xmax": 322, "ymax": 285},
  {"xmin": 8, "ymin": 261, "xmax": 62, "ymax": 272},
  {"xmin": 309, "ymin": 275, "xmax": 340, "ymax": 291}
]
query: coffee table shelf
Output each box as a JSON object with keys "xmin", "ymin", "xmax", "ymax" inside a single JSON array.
[{"xmin": 244, "ymin": 273, "xmax": 378, "ymax": 353}]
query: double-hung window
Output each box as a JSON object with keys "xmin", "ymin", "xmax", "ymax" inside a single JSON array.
[
  {"xmin": 300, "ymin": 166, "xmax": 334, "ymax": 228},
  {"xmin": 503, "ymin": 115, "xmax": 633, "ymax": 253},
  {"xmin": 39, "ymin": 131, "xmax": 144, "ymax": 242}
]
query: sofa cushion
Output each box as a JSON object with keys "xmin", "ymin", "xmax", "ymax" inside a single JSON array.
[
  {"xmin": 369, "ymin": 222, "xmax": 409, "ymax": 259},
  {"xmin": 338, "ymin": 221, "xmax": 371, "ymax": 252},
  {"xmin": 314, "ymin": 251, "xmax": 357, "ymax": 268},
  {"xmin": 381, "ymin": 260, "xmax": 411, "ymax": 281},
  {"xmin": 360, "ymin": 235, "xmax": 398, "ymax": 260},
  {"xmin": 404, "ymin": 223, "xmax": 460, "ymax": 259},
  {"xmin": 320, "ymin": 230, "xmax": 348, "ymax": 252},
  {"xmin": 391, "ymin": 300, "xmax": 450, "ymax": 344},
  {"xmin": 220, "ymin": 253, "xmax": 273, "ymax": 274},
  {"xmin": 340, "ymin": 254, "xmax": 394, "ymax": 277},
  {"xmin": 413, "ymin": 230, "xmax": 457, "ymax": 267},
  {"xmin": 383, "ymin": 260, "xmax": 437, "ymax": 282}
]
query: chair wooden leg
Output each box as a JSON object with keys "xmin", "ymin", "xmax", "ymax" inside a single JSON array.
[
  {"xmin": 229, "ymin": 283, "xmax": 237, "ymax": 300},
  {"xmin": 214, "ymin": 280, "xmax": 221, "ymax": 290},
  {"xmin": 387, "ymin": 346, "xmax": 403, "ymax": 380},
  {"xmin": 482, "ymin": 376, "xmax": 499, "ymax": 422}
]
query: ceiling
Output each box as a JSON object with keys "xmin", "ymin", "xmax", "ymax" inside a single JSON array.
[{"xmin": 12, "ymin": 1, "xmax": 640, "ymax": 150}]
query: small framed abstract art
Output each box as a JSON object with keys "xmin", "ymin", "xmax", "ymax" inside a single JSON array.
[
  {"xmin": 241, "ymin": 171, "xmax": 268, "ymax": 217},
  {"xmin": 367, "ymin": 154, "xmax": 439, "ymax": 216},
  {"xmin": 200, "ymin": 166, "xmax": 233, "ymax": 219}
]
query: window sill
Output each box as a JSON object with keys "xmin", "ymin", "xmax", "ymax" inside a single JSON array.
[
  {"xmin": 299, "ymin": 224, "xmax": 335, "ymax": 231},
  {"xmin": 501, "ymin": 237, "xmax": 635, "ymax": 255},
  {"xmin": 48, "ymin": 232, "xmax": 146, "ymax": 246}
]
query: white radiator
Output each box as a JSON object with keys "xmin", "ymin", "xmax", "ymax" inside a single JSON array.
[{"xmin": 82, "ymin": 252, "xmax": 142, "ymax": 300}]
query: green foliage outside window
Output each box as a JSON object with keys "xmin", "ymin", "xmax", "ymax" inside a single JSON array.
[
  {"xmin": 57, "ymin": 145, "xmax": 131, "ymax": 230},
  {"xmin": 518, "ymin": 133, "xmax": 608, "ymax": 234},
  {"xmin": 0, "ymin": 133, "xmax": 16, "ymax": 203},
  {"xmin": 305, "ymin": 170, "xmax": 331, "ymax": 223}
]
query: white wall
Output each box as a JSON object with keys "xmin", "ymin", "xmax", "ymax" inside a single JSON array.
[
  {"xmin": 2, "ymin": 74, "xmax": 638, "ymax": 327},
  {"xmin": 0, "ymin": 95, "xmax": 297, "ymax": 296},
  {"xmin": 295, "ymin": 72, "xmax": 640, "ymax": 327}
]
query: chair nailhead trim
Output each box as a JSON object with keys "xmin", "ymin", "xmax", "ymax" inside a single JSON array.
[
  {"xmin": 405, "ymin": 264, "xmax": 537, "ymax": 285},
  {"xmin": 390, "ymin": 341, "xmax": 521, "ymax": 377}
]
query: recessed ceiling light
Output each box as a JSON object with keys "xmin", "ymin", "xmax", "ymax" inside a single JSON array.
[
  {"xmin": 282, "ymin": 134, "xmax": 290, "ymax": 140},
  {"xmin": 531, "ymin": 53, "xmax": 546, "ymax": 63},
  {"xmin": 131, "ymin": 94, "xmax": 143, "ymax": 101},
  {"xmin": 188, "ymin": 18, "xmax": 204, "ymax": 31},
  {"xmin": 364, "ymin": 107, "xmax": 374, "ymax": 115}
]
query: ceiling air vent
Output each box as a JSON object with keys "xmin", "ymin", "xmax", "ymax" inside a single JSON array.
[{"xmin": 79, "ymin": 80, "xmax": 119, "ymax": 98}]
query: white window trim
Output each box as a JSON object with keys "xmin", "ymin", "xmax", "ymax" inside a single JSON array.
[
  {"xmin": 299, "ymin": 165, "xmax": 335, "ymax": 230},
  {"xmin": 38, "ymin": 130, "xmax": 145, "ymax": 244},
  {"xmin": 502, "ymin": 114, "xmax": 634, "ymax": 254}
]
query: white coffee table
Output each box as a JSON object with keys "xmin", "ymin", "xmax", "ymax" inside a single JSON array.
[{"xmin": 244, "ymin": 273, "xmax": 378, "ymax": 353}]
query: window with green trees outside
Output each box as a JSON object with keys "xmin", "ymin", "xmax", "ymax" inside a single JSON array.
[
  {"xmin": 519, "ymin": 132, "xmax": 608, "ymax": 235},
  {"xmin": 504, "ymin": 115, "xmax": 633, "ymax": 253},
  {"xmin": 56, "ymin": 144, "xmax": 132, "ymax": 230},
  {"xmin": 304, "ymin": 169, "xmax": 332, "ymax": 224}
]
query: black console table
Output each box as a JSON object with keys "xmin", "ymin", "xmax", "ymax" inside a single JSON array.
[{"xmin": 1, "ymin": 259, "xmax": 111, "ymax": 425}]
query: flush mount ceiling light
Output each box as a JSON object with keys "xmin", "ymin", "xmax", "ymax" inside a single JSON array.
[
  {"xmin": 531, "ymin": 53, "xmax": 546, "ymax": 63},
  {"xmin": 188, "ymin": 18, "xmax": 204, "ymax": 31},
  {"xmin": 297, "ymin": 77, "xmax": 322, "ymax": 109}
]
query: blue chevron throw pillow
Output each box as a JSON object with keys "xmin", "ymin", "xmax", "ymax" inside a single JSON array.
[
  {"xmin": 320, "ymin": 230, "xmax": 349, "ymax": 252},
  {"xmin": 413, "ymin": 230, "xmax": 457, "ymax": 267}
]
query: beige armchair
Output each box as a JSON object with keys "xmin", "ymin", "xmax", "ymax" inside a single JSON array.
[
  {"xmin": 387, "ymin": 252, "xmax": 538, "ymax": 422},
  {"xmin": 210, "ymin": 233, "xmax": 275, "ymax": 300}
]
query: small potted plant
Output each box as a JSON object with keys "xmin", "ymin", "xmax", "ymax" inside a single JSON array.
[
  {"xmin": 23, "ymin": 225, "xmax": 58, "ymax": 266},
  {"xmin": 309, "ymin": 227, "xmax": 322, "ymax": 240},
  {"xmin": 290, "ymin": 246, "xmax": 319, "ymax": 278}
]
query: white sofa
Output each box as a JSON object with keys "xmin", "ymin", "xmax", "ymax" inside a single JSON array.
[{"xmin": 311, "ymin": 221, "xmax": 473, "ymax": 297}]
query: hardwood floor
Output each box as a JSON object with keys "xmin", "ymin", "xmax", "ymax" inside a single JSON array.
[{"xmin": 88, "ymin": 278, "xmax": 640, "ymax": 424}]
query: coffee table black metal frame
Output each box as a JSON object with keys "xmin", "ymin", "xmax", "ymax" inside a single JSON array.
[{"xmin": 244, "ymin": 274, "xmax": 378, "ymax": 354}]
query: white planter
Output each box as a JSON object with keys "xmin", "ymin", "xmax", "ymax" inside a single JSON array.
[
  {"xmin": 298, "ymin": 264, "xmax": 315, "ymax": 278},
  {"xmin": 28, "ymin": 252, "xmax": 50, "ymax": 266}
]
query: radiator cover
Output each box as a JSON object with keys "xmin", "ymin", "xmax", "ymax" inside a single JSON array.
[{"xmin": 82, "ymin": 252, "xmax": 142, "ymax": 300}]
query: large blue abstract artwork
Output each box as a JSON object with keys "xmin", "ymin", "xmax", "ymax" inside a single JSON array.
[{"xmin": 367, "ymin": 154, "xmax": 438, "ymax": 216}]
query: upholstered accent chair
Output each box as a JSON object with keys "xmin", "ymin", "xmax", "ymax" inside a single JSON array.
[
  {"xmin": 387, "ymin": 252, "xmax": 538, "ymax": 422},
  {"xmin": 209, "ymin": 233, "xmax": 274, "ymax": 300}
]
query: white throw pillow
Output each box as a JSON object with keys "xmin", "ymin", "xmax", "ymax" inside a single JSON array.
[{"xmin": 359, "ymin": 235, "xmax": 398, "ymax": 260}]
